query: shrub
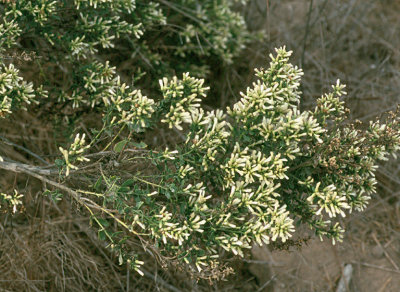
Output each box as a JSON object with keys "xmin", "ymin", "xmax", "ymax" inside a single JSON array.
[{"xmin": 1, "ymin": 0, "xmax": 400, "ymax": 282}]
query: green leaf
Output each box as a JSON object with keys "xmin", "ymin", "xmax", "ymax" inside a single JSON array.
[
  {"xmin": 97, "ymin": 218, "xmax": 110, "ymax": 228},
  {"xmin": 98, "ymin": 230, "xmax": 106, "ymax": 241},
  {"xmin": 55, "ymin": 158, "xmax": 65, "ymax": 167},
  {"xmin": 121, "ymin": 179, "xmax": 135, "ymax": 187},
  {"xmin": 90, "ymin": 128, "xmax": 99, "ymax": 135},
  {"xmin": 180, "ymin": 202, "xmax": 186, "ymax": 213},
  {"xmin": 94, "ymin": 176, "xmax": 103, "ymax": 190},
  {"xmin": 114, "ymin": 140, "xmax": 128, "ymax": 153},
  {"xmin": 129, "ymin": 141, "xmax": 147, "ymax": 149},
  {"xmin": 118, "ymin": 186, "xmax": 130, "ymax": 194},
  {"xmin": 164, "ymin": 191, "xmax": 171, "ymax": 200},
  {"xmin": 43, "ymin": 189, "xmax": 63, "ymax": 202},
  {"xmin": 169, "ymin": 184, "xmax": 177, "ymax": 193}
]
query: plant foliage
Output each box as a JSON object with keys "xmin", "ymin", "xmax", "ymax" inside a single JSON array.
[{"xmin": 1, "ymin": 0, "xmax": 400, "ymax": 282}]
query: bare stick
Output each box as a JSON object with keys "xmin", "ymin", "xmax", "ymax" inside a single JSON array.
[
  {"xmin": 353, "ymin": 262, "xmax": 400, "ymax": 274},
  {"xmin": 256, "ymin": 275, "xmax": 276, "ymax": 292},
  {"xmin": 371, "ymin": 233, "xmax": 399, "ymax": 270},
  {"xmin": 0, "ymin": 135, "xmax": 50, "ymax": 165},
  {"xmin": 141, "ymin": 268, "xmax": 182, "ymax": 292},
  {"xmin": 378, "ymin": 277, "xmax": 392, "ymax": 292},
  {"xmin": 0, "ymin": 159, "xmax": 57, "ymax": 176},
  {"xmin": 0, "ymin": 159, "xmax": 82, "ymax": 203}
]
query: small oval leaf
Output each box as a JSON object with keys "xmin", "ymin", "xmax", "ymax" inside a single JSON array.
[{"xmin": 114, "ymin": 140, "xmax": 128, "ymax": 153}]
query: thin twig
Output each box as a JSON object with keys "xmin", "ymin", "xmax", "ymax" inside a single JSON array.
[
  {"xmin": 301, "ymin": 0, "xmax": 314, "ymax": 68},
  {"xmin": 0, "ymin": 159, "xmax": 148, "ymax": 240},
  {"xmin": 378, "ymin": 277, "xmax": 392, "ymax": 292},
  {"xmin": 117, "ymin": 131, "xmax": 133, "ymax": 162},
  {"xmin": 72, "ymin": 221, "xmax": 126, "ymax": 291},
  {"xmin": 0, "ymin": 135, "xmax": 50, "ymax": 165},
  {"xmin": 141, "ymin": 268, "xmax": 182, "ymax": 292},
  {"xmin": 158, "ymin": 0, "xmax": 203, "ymax": 25},
  {"xmin": 352, "ymin": 262, "xmax": 400, "ymax": 274},
  {"xmin": 256, "ymin": 275, "xmax": 276, "ymax": 292},
  {"xmin": 371, "ymin": 233, "xmax": 399, "ymax": 270},
  {"xmin": 0, "ymin": 159, "xmax": 82, "ymax": 202}
]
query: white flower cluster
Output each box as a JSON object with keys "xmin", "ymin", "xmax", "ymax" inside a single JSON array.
[
  {"xmin": 57, "ymin": 59, "xmax": 157, "ymax": 131},
  {"xmin": 74, "ymin": 0, "xmax": 136, "ymax": 12},
  {"xmin": 173, "ymin": 0, "xmax": 248, "ymax": 64},
  {"xmin": 307, "ymin": 182, "xmax": 350, "ymax": 218},
  {"xmin": 161, "ymin": 147, "xmax": 178, "ymax": 160},
  {"xmin": 58, "ymin": 133, "xmax": 90, "ymax": 176},
  {"xmin": 0, "ymin": 63, "xmax": 37, "ymax": 116},
  {"xmin": 67, "ymin": 61, "xmax": 116, "ymax": 108},
  {"xmin": 77, "ymin": 12, "xmax": 143, "ymax": 50},
  {"xmin": 224, "ymin": 181, "xmax": 295, "ymax": 245},
  {"xmin": 315, "ymin": 79, "xmax": 347, "ymax": 124},
  {"xmin": 160, "ymin": 73, "xmax": 209, "ymax": 131},
  {"xmin": 14, "ymin": 0, "xmax": 58, "ymax": 27},
  {"xmin": 69, "ymin": 1, "xmax": 145, "ymax": 58},
  {"xmin": 221, "ymin": 144, "xmax": 288, "ymax": 188},
  {"xmin": 150, "ymin": 206, "xmax": 190, "ymax": 245},
  {"xmin": 110, "ymin": 83, "xmax": 155, "ymax": 129},
  {"xmin": 368, "ymin": 120, "xmax": 400, "ymax": 159},
  {"xmin": 0, "ymin": 189, "xmax": 23, "ymax": 214},
  {"xmin": 0, "ymin": 19, "xmax": 21, "ymax": 52},
  {"xmin": 186, "ymin": 109, "xmax": 230, "ymax": 171}
]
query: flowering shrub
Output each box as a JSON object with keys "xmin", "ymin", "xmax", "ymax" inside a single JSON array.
[
  {"xmin": 1, "ymin": 0, "xmax": 400, "ymax": 282},
  {"xmin": 0, "ymin": 0, "xmax": 251, "ymax": 119}
]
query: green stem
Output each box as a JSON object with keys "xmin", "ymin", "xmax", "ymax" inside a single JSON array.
[
  {"xmin": 102, "ymin": 124, "xmax": 126, "ymax": 152},
  {"xmin": 77, "ymin": 189, "xmax": 105, "ymax": 198},
  {"xmin": 133, "ymin": 175, "xmax": 167, "ymax": 190}
]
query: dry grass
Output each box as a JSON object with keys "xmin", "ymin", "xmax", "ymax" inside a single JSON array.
[{"xmin": 1, "ymin": 0, "xmax": 400, "ymax": 291}]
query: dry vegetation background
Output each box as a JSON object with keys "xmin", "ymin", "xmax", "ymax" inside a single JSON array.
[{"xmin": 1, "ymin": 0, "xmax": 400, "ymax": 291}]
